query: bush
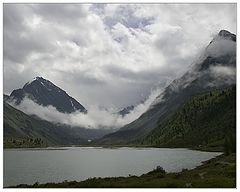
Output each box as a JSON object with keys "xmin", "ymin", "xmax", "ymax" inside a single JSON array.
[{"xmin": 156, "ymin": 166, "xmax": 166, "ymax": 174}]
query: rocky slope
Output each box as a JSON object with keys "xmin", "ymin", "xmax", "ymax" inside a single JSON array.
[{"xmin": 9, "ymin": 77, "xmax": 87, "ymax": 113}]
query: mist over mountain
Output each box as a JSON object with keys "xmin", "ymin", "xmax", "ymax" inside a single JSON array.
[
  {"xmin": 3, "ymin": 4, "xmax": 237, "ymax": 189},
  {"xmin": 4, "ymin": 4, "xmax": 236, "ymax": 109},
  {"xmin": 118, "ymin": 105, "xmax": 135, "ymax": 117},
  {"xmin": 4, "ymin": 101, "xmax": 113, "ymax": 148},
  {"xmin": 3, "ymin": 29, "xmax": 236, "ymax": 147},
  {"xmin": 97, "ymin": 30, "xmax": 236, "ymax": 144}
]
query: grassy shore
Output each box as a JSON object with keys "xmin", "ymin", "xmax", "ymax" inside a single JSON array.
[{"xmin": 11, "ymin": 153, "xmax": 235, "ymax": 188}]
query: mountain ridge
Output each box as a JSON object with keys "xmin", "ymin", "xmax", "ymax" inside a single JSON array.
[
  {"xmin": 96, "ymin": 29, "xmax": 236, "ymax": 145},
  {"xmin": 9, "ymin": 76, "xmax": 87, "ymax": 114},
  {"xmin": 4, "ymin": 101, "xmax": 112, "ymax": 148}
]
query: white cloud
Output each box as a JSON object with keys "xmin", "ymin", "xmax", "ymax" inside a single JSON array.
[
  {"xmin": 4, "ymin": 4, "xmax": 236, "ymax": 109},
  {"xmin": 9, "ymin": 87, "xmax": 163, "ymax": 129},
  {"xmin": 210, "ymin": 66, "xmax": 236, "ymax": 79}
]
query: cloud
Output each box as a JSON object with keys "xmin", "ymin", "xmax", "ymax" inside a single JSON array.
[
  {"xmin": 102, "ymin": 4, "xmax": 155, "ymax": 29},
  {"xmin": 9, "ymin": 87, "xmax": 163, "ymax": 129},
  {"xmin": 209, "ymin": 65, "xmax": 236, "ymax": 86},
  {"xmin": 115, "ymin": 87, "xmax": 163, "ymax": 126},
  {"xmin": 210, "ymin": 66, "xmax": 235, "ymax": 77},
  {"xmin": 4, "ymin": 4, "xmax": 236, "ymax": 109}
]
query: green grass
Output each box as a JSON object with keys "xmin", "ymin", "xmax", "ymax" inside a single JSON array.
[{"xmin": 11, "ymin": 153, "xmax": 236, "ymax": 188}]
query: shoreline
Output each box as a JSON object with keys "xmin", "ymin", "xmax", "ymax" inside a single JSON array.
[
  {"xmin": 3, "ymin": 144, "xmax": 224, "ymax": 152},
  {"xmin": 7, "ymin": 153, "xmax": 235, "ymax": 188}
]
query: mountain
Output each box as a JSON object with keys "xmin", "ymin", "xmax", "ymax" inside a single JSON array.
[
  {"xmin": 97, "ymin": 30, "xmax": 236, "ymax": 145},
  {"xmin": 9, "ymin": 77, "xmax": 87, "ymax": 113},
  {"xmin": 118, "ymin": 105, "xmax": 134, "ymax": 117},
  {"xmin": 4, "ymin": 101, "xmax": 112, "ymax": 148},
  {"xmin": 4, "ymin": 94, "xmax": 10, "ymax": 101},
  {"xmin": 118, "ymin": 99, "xmax": 146, "ymax": 117},
  {"xmin": 139, "ymin": 86, "xmax": 236, "ymax": 152}
]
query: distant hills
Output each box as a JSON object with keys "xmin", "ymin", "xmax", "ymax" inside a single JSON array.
[
  {"xmin": 9, "ymin": 76, "xmax": 87, "ymax": 113},
  {"xmin": 4, "ymin": 77, "xmax": 113, "ymax": 148},
  {"xmin": 97, "ymin": 30, "xmax": 236, "ymax": 146},
  {"xmin": 4, "ymin": 101, "xmax": 112, "ymax": 148}
]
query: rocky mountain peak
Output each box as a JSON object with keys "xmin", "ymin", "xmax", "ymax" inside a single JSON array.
[
  {"xmin": 10, "ymin": 77, "xmax": 87, "ymax": 114},
  {"xmin": 218, "ymin": 30, "xmax": 236, "ymax": 42}
]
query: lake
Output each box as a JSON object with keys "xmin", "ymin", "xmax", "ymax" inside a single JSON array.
[{"xmin": 4, "ymin": 147, "xmax": 221, "ymax": 187}]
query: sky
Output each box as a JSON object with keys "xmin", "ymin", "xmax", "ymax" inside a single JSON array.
[{"xmin": 3, "ymin": 3, "xmax": 236, "ymax": 109}]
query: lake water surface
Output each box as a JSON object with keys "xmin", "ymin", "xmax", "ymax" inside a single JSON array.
[{"xmin": 4, "ymin": 147, "xmax": 221, "ymax": 187}]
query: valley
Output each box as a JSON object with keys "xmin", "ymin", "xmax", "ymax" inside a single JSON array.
[{"xmin": 3, "ymin": 29, "xmax": 236, "ymax": 188}]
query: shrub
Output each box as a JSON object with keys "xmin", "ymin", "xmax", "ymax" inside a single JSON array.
[{"xmin": 156, "ymin": 166, "xmax": 166, "ymax": 174}]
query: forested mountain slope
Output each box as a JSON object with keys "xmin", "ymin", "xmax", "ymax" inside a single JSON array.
[{"xmin": 139, "ymin": 86, "xmax": 236, "ymax": 152}]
